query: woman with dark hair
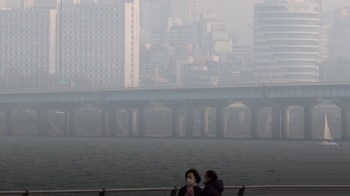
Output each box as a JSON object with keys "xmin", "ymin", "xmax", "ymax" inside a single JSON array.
[
  {"xmin": 201, "ymin": 170, "xmax": 224, "ymax": 196},
  {"xmin": 177, "ymin": 169, "xmax": 202, "ymax": 196}
]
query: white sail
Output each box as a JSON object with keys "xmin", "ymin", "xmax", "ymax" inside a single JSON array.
[{"xmin": 324, "ymin": 112, "xmax": 333, "ymax": 140}]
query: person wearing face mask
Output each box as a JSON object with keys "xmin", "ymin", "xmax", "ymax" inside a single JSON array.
[
  {"xmin": 177, "ymin": 169, "xmax": 202, "ymax": 196},
  {"xmin": 201, "ymin": 170, "xmax": 224, "ymax": 196}
]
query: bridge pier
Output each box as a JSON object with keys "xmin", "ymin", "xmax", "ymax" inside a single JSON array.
[
  {"xmin": 109, "ymin": 109, "xmax": 117, "ymax": 137},
  {"xmin": 332, "ymin": 99, "xmax": 350, "ymax": 141},
  {"xmin": 304, "ymin": 106, "xmax": 313, "ymax": 140},
  {"xmin": 5, "ymin": 109, "xmax": 14, "ymax": 135},
  {"xmin": 200, "ymin": 108, "xmax": 209, "ymax": 138},
  {"xmin": 281, "ymin": 108, "xmax": 290, "ymax": 140},
  {"xmin": 185, "ymin": 108, "xmax": 195, "ymax": 138},
  {"xmin": 341, "ymin": 107, "xmax": 350, "ymax": 141},
  {"xmin": 63, "ymin": 111, "xmax": 69, "ymax": 136},
  {"xmin": 37, "ymin": 108, "xmax": 49, "ymax": 136},
  {"xmin": 128, "ymin": 110, "xmax": 137, "ymax": 137},
  {"xmin": 138, "ymin": 108, "xmax": 147, "ymax": 137},
  {"xmin": 271, "ymin": 108, "xmax": 281, "ymax": 139},
  {"xmin": 172, "ymin": 108, "xmax": 182, "ymax": 138},
  {"xmin": 64, "ymin": 109, "xmax": 77, "ymax": 137},
  {"xmin": 101, "ymin": 109, "xmax": 109, "ymax": 137},
  {"xmin": 250, "ymin": 107, "xmax": 260, "ymax": 139},
  {"xmin": 216, "ymin": 106, "xmax": 226, "ymax": 139}
]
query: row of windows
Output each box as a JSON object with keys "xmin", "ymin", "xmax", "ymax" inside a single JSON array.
[
  {"xmin": 255, "ymin": 13, "xmax": 319, "ymax": 19},
  {"xmin": 255, "ymin": 54, "xmax": 319, "ymax": 59},
  {"xmin": 63, "ymin": 30, "xmax": 125, "ymax": 34},
  {"xmin": 256, "ymin": 27, "xmax": 319, "ymax": 32},
  {"xmin": 1, "ymin": 47, "xmax": 50, "ymax": 51},
  {"xmin": 254, "ymin": 41, "xmax": 319, "ymax": 46},
  {"xmin": 254, "ymin": 48, "xmax": 320, "ymax": 53},
  {"xmin": 63, "ymin": 8, "xmax": 124, "ymax": 12},
  {"xmin": 255, "ymin": 34, "xmax": 319, "ymax": 39},
  {"xmin": 254, "ymin": 62, "xmax": 317, "ymax": 66},
  {"xmin": 0, "ymin": 14, "xmax": 50, "ymax": 17},
  {"xmin": 256, "ymin": 20, "xmax": 319, "ymax": 25},
  {"xmin": 63, "ymin": 65, "xmax": 125, "ymax": 68}
]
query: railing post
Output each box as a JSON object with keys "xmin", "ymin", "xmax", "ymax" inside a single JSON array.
[
  {"xmin": 98, "ymin": 188, "xmax": 105, "ymax": 196},
  {"xmin": 23, "ymin": 190, "xmax": 29, "ymax": 196},
  {"xmin": 170, "ymin": 186, "xmax": 177, "ymax": 196},
  {"xmin": 238, "ymin": 185, "xmax": 245, "ymax": 196}
]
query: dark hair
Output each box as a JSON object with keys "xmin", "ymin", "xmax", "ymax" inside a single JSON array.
[
  {"xmin": 185, "ymin": 169, "xmax": 201, "ymax": 183},
  {"xmin": 205, "ymin": 170, "xmax": 218, "ymax": 181}
]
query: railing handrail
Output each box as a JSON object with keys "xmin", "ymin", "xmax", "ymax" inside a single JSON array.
[
  {"xmin": 2, "ymin": 185, "xmax": 350, "ymax": 195},
  {"xmin": 1, "ymin": 81, "xmax": 350, "ymax": 94}
]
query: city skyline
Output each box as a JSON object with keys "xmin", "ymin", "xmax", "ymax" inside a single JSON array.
[{"xmin": 207, "ymin": 0, "xmax": 350, "ymax": 44}]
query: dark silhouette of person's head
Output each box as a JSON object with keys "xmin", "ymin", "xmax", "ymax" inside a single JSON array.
[
  {"xmin": 185, "ymin": 169, "xmax": 201, "ymax": 184},
  {"xmin": 205, "ymin": 170, "xmax": 218, "ymax": 182}
]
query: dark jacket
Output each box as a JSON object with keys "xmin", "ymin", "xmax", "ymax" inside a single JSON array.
[
  {"xmin": 201, "ymin": 180, "xmax": 224, "ymax": 196},
  {"xmin": 177, "ymin": 185, "xmax": 202, "ymax": 196}
]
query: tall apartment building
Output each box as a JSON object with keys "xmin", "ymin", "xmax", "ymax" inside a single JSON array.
[
  {"xmin": 0, "ymin": 7, "xmax": 57, "ymax": 76},
  {"xmin": 140, "ymin": 0, "xmax": 169, "ymax": 32},
  {"xmin": 169, "ymin": 0, "xmax": 206, "ymax": 25},
  {"xmin": 60, "ymin": 0, "xmax": 140, "ymax": 87},
  {"xmin": 0, "ymin": 0, "xmax": 6, "ymax": 8},
  {"xmin": 253, "ymin": 0, "xmax": 320, "ymax": 83}
]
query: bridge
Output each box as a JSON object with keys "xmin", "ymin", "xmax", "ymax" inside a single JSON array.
[{"xmin": 1, "ymin": 82, "xmax": 350, "ymax": 140}]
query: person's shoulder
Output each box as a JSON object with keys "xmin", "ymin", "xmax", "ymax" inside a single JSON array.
[
  {"xmin": 194, "ymin": 186, "xmax": 202, "ymax": 190},
  {"xmin": 179, "ymin": 186, "xmax": 186, "ymax": 191}
]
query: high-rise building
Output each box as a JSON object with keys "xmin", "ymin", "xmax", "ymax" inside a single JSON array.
[
  {"xmin": 169, "ymin": 0, "xmax": 206, "ymax": 25},
  {"xmin": 0, "ymin": 0, "xmax": 6, "ymax": 8},
  {"xmin": 0, "ymin": 8, "xmax": 57, "ymax": 76},
  {"xmin": 332, "ymin": 7, "xmax": 350, "ymax": 59},
  {"xmin": 60, "ymin": 0, "xmax": 140, "ymax": 87},
  {"xmin": 140, "ymin": 0, "xmax": 169, "ymax": 32},
  {"xmin": 253, "ymin": 0, "xmax": 320, "ymax": 83}
]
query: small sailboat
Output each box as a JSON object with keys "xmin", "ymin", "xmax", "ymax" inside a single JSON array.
[{"xmin": 319, "ymin": 112, "xmax": 341, "ymax": 146}]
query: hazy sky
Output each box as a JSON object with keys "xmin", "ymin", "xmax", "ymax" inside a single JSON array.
[{"xmin": 207, "ymin": 0, "xmax": 350, "ymax": 44}]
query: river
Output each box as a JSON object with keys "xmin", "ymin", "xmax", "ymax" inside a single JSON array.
[{"xmin": 1, "ymin": 137, "xmax": 350, "ymax": 195}]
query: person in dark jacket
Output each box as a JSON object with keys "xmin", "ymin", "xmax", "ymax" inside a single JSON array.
[
  {"xmin": 177, "ymin": 169, "xmax": 202, "ymax": 196},
  {"xmin": 201, "ymin": 170, "xmax": 224, "ymax": 196}
]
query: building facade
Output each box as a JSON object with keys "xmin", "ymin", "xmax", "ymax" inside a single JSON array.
[
  {"xmin": 60, "ymin": 0, "xmax": 139, "ymax": 87},
  {"xmin": 0, "ymin": 8, "xmax": 57, "ymax": 76},
  {"xmin": 254, "ymin": 0, "xmax": 320, "ymax": 83},
  {"xmin": 169, "ymin": 0, "xmax": 206, "ymax": 25},
  {"xmin": 140, "ymin": 0, "xmax": 169, "ymax": 32}
]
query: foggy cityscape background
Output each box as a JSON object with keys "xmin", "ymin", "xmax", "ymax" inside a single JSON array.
[{"xmin": 2, "ymin": 1, "xmax": 350, "ymax": 195}]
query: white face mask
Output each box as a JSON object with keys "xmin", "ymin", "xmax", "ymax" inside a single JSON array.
[{"xmin": 186, "ymin": 178, "xmax": 195, "ymax": 185}]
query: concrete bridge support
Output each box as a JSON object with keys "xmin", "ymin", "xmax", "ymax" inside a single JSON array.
[
  {"xmin": 138, "ymin": 108, "xmax": 147, "ymax": 137},
  {"xmin": 281, "ymin": 108, "xmax": 290, "ymax": 139},
  {"xmin": 200, "ymin": 108, "xmax": 209, "ymax": 138},
  {"xmin": 333, "ymin": 100, "xmax": 350, "ymax": 141},
  {"xmin": 128, "ymin": 110, "xmax": 137, "ymax": 137},
  {"xmin": 216, "ymin": 106, "xmax": 226, "ymax": 139},
  {"xmin": 304, "ymin": 106, "xmax": 313, "ymax": 140},
  {"xmin": 37, "ymin": 108, "xmax": 49, "ymax": 136},
  {"xmin": 64, "ymin": 109, "xmax": 77, "ymax": 137},
  {"xmin": 250, "ymin": 107, "xmax": 260, "ymax": 139},
  {"xmin": 63, "ymin": 111, "xmax": 69, "ymax": 136},
  {"xmin": 185, "ymin": 108, "xmax": 195, "ymax": 138},
  {"xmin": 172, "ymin": 108, "xmax": 182, "ymax": 138},
  {"xmin": 109, "ymin": 109, "xmax": 117, "ymax": 137},
  {"xmin": 271, "ymin": 108, "xmax": 281, "ymax": 139},
  {"xmin": 101, "ymin": 109, "xmax": 109, "ymax": 137},
  {"xmin": 5, "ymin": 109, "xmax": 13, "ymax": 135},
  {"xmin": 341, "ymin": 107, "xmax": 350, "ymax": 141}
]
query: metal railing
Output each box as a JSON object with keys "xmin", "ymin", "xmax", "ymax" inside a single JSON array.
[
  {"xmin": 0, "ymin": 81, "xmax": 350, "ymax": 94},
  {"xmin": 1, "ymin": 185, "xmax": 350, "ymax": 196}
]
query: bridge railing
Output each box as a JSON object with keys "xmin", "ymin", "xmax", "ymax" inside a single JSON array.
[
  {"xmin": 1, "ymin": 185, "xmax": 350, "ymax": 196},
  {"xmin": 1, "ymin": 81, "xmax": 350, "ymax": 94}
]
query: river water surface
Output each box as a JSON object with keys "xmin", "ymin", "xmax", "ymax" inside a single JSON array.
[{"xmin": 1, "ymin": 137, "xmax": 350, "ymax": 195}]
